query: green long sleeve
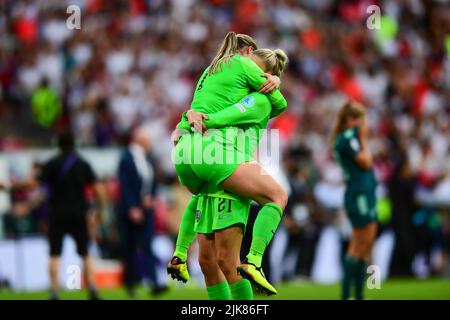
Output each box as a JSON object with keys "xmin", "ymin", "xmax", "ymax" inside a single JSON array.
[
  {"xmin": 177, "ymin": 93, "xmax": 272, "ymax": 131},
  {"xmin": 176, "ymin": 112, "xmax": 191, "ymax": 131},
  {"xmin": 204, "ymin": 93, "xmax": 271, "ymax": 128},
  {"xmin": 175, "ymin": 54, "xmax": 288, "ymax": 132},
  {"xmin": 240, "ymin": 57, "xmax": 287, "ymax": 118}
]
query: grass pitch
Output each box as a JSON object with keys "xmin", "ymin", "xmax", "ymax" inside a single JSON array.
[{"xmin": 0, "ymin": 278, "xmax": 449, "ymax": 300}]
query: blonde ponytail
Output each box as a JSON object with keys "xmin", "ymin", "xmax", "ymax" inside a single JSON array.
[
  {"xmin": 273, "ymin": 49, "xmax": 288, "ymax": 75},
  {"xmin": 252, "ymin": 48, "xmax": 289, "ymax": 77},
  {"xmin": 209, "ymin": 32, "xmax": 257, "ymax": 74}
]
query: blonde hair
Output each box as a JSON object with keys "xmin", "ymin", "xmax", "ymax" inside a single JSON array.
[
  {"xmin": 330, "ymin": 101, "xmax": 366, "ymax": 144},
  {"xmin": 209, "ymin": 32, "xmax": 257, "ymax": 74},
  {"xmin": 252, "ymin": 48, "xmax": 288, "ymax": 77}
]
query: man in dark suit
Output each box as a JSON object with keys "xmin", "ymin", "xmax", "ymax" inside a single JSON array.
[{"xmin": 118, "ymin": 127, "xmax": 167, "ymax": 297}]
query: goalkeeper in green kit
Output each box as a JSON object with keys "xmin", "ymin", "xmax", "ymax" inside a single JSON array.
[
  {"xmin": 174, "ymin": 89, "xmax": 284, "ymax": 299},
  {"xmin": 168, "ymin": 32, "xmax": 289, "ymax": 297}
]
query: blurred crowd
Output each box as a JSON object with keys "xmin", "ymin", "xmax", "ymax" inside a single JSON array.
[{"xmin": 1, "ymin": 0, "xmax": 450, "ymax": 283}]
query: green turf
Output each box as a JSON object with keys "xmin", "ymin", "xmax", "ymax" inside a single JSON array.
[{"xmin": 0, "ymin": 278, "xmax": 449, "ymax": 300}]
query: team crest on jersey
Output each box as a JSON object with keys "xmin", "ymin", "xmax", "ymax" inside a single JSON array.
[
  {"xmin": 195, "ymin": 210, "xmax": 201, "ymax": 222},
  {"xmin": 241, "ymin": 96, "xmax": 255, "ymax": 108}
]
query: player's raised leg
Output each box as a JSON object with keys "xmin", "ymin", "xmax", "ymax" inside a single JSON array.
[
  {"xmin": 169, "ymin": 135, "xmax": 208, "ymax": 282},
  {"xmin": 220, "ymin": 161, "xmax": 287, "ymax": 295},
  {"xmin": 167, "ymin": 196, "xmax": 199, "ymax": 282}
]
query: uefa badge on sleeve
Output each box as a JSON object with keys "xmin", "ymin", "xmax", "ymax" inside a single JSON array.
[{"xmin": 241, "ymin": 95, "xmax": 255, "ymax": 108}]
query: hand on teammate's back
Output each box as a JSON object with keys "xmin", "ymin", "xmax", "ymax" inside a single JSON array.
[
  {"xmin": 187, "ymin": 109, "xmax": 208, "ymax": 134},
  {"xmin": 259, "ymin": 74, "xmax": 280, "ymax": 93}
]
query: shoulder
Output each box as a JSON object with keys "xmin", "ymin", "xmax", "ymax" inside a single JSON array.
[
  {"xmin": 338, "ymin": 127, "xmax": 358, "ymax": 145},
  {"xmin": 44, "ymin": 155, "xmax": 60, "ymax": 170},
  {"xmin": 199, "ymin": 67, "xmax": 209, "ymax": 77},
  {"xmin": 335, "ymin": 128, "xmax": 354, "ymax": 149},
  {"xmin": 72, "ymin": 152, "xmax": 85, "ymax": 163},
  {"xmin": 120, "ymin": 149, "xmax": 135, "ymax": 166},
  {"xmin": 47, "ymin": 155, "xmax": 61, "ymax": 165},
  {"xmin": 75, "ymin": 154, "xmax": 93, "ymax": 170},
  {"xmin": 246, "ymin": 92, "xmax": 270, "ymax": 106},
  {"xmin": 120, "ymin": 149, "xmax": 132, "ymax": 161},
  {"xmin": 340, "ymin": 127, "xmax": 360, "ymax": 153},
  {"xmin": 334, "ymin": 135, "xmax": 344, "ymax": 152},
  {"xmin": 342, "ymin": 127, "xmax": 357, "ymax": 139},
  {"xmin": 239, "ymin": 56, "xmax": 262, "ymax": 71}
]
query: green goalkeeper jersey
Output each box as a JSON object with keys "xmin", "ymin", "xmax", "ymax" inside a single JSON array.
[
  {"xmin": 176, "ymin": 53, "xmax": 287, "ymax": 130},
  {"xmin": 178, "ymin": 92, "xmax": 271, "ymax": 160}
]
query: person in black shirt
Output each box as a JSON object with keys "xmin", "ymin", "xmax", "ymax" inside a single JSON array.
[
  {"xmin": 2, "ymin": 132, "xmax": 106, "ymax": 300},
  {"xmin": 41, "ymin": 132, "xmax": 107, "ymax": 299}
]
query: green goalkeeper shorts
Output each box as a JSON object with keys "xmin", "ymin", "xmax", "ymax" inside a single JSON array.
[
  {"xmin": 172, "ymin": 131, "xmax": 248, "ymax": 190},
  {"xmin": 194, "ymin": 190, "xmax": 251, "ymax": 234}
]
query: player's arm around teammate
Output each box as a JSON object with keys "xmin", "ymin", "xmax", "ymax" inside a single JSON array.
[
  {"xmin": 168, "ymin": 33, "xmax": 282, "ymax": 286},
  {"xmin": 175, "ymin": 49, "xmax": 289, "ymax": 295},
  {"xmin": 193, "ymin": 93, "xmax": 273, "ymax": 300}
]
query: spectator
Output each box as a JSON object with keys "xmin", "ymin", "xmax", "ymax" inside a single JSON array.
[{"xmin": 30, "ymin": 78, "xmax": 62, "ymax": 129}]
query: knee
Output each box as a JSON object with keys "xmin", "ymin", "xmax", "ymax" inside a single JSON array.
[
  {"xmin": 350, "ymin": 242, "xmax": 369, "ymax": 260},
  {"xmin": 216, "ymin": 253, "xmax": 235, "ymax": 277},
  {"xmin": 363, "ymin": 239, "xmax": 375, "ymax": 257},
  {"xmin": 198, "ymin": 253, "xmax": 217, "ymax": 275},
  {"xmin": 271, "ymin": 187, "xmax": 288, "ymax": 210}
]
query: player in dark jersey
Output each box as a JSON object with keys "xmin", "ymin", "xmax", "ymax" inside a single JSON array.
[{"xmin": 331, "ymin": 101, "xmax": 378, "ymax": 300}]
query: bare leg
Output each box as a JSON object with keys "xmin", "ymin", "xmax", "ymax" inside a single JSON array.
[
  {"xmin": 49, "ymin": 256, "xmax": 59, "ymax": 297},
  {"xmin": 82, "ymin": 256, "xmax": 101, "ymax": 299},
  {"xmin": 83, "ymin": 256, "xmax": 95, "ymax": 287},
  {"xmin": 220, "ymin": 162, "xmax": 287, "ymax": 209},
  {"xmin": 215, "ymin": 226, "xmax": 244, "ymax": 285},
  {"xmin": 221, "ymin": 162, "xmax": 287, "ymax": 272},
  {"xmin": 197, "ymin": 233, "xmax": 226, "ymax": 286},
  {"xmin": 348, "ymin": 222, "xmax": 378, "ymax": 259}
]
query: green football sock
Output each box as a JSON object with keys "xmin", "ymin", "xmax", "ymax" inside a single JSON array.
[
  {"xmin": 246, "ymin": 203, "xmax": 283, "ymax": 267},
  {"xmin": 355, "ymin": 259, "xmax": 367, "ymax": 300},
  {"xmin": 229, "ymin": 279, "xmax": 254, "ymax": 300},
  {"xmin": 342, "ymin": 255, "xmax": 357, "ymax": 300},
  {"xmin": 206, "ymin": 281, "xmax": 231, "ymax": 300},
  {"xmin": 173, "ymin": 196, "xmax": 198, "ymax": 262}
]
